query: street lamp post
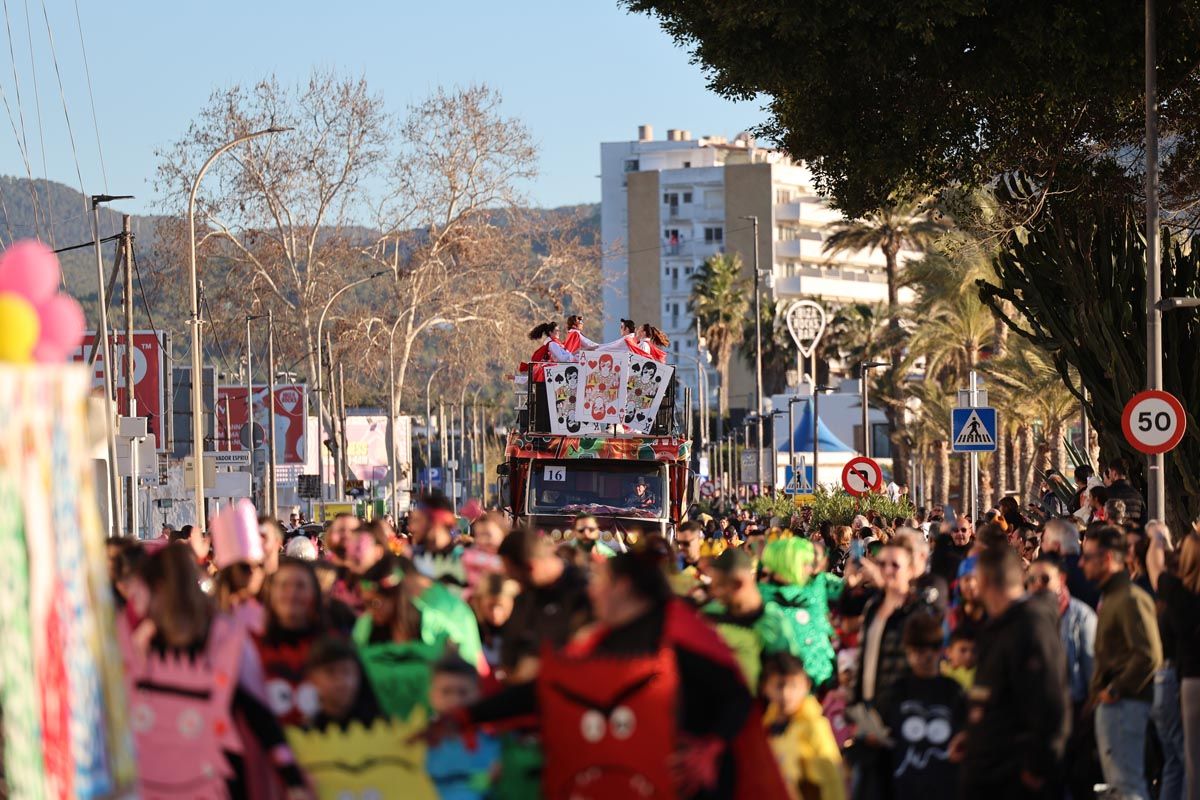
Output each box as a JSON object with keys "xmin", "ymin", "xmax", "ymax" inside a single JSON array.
[
  {"xmin": 425, "ymin": 365, "xmax": 445, "ymax": 493},
  {"xmin": 188, "ymin": 127, "xmax": 288, "ymax": 529},
  {"xmin": 740, "ymin": 215, "xmax": 766, "ymax": 493},
  {"xmin": 769, "ymin": 410, "xmax": 788, "ymax": 491},
  {"xmin": 245, "ymin": 314, "xmax": 267, "ymax": 508},
  {"xmin": 859, "ymin": 361, "xmax": 888, "ymax": 459},
  {"xmin": 314, "ymin": 270, "xmax": 387, "ymax": 520},
  {"xmin": 1145, "ymin": 0, "xmax": 1165, "ymax": 521},
  {"xmin": 812, "ymin": 384, "xmax": 835, "ymax": 489},
  {"xmin": 266, "ymin": 310, "xmax": 278, "ymax": 517}
]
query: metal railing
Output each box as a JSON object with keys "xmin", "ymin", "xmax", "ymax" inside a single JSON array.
[{"xmin": 517, "ymin": 362, "xmax": 678, "ymax": 436}]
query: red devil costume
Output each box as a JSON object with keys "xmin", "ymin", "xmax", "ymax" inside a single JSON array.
[{"xmin": 467, "ymin": 599, "xmax": 789, "ymax": 800}]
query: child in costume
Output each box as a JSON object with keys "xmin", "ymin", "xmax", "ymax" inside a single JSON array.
[
  {"xmin": 426, "ymin": 656, "xmax": 501, "ymax": 799},
  {"xmin": 759, "ymin": 537, "xmax": 840, "ymax": 688},
  {"xmin": 451, "ymin": 542, "xmax": 790, "ymax": 800},
  {"xmin": 874, "ymin": 615, "xmax": 965, "ymax": 800},
  {"xmin": 255, "ymin": 557, "xmax": 328, "ymax": 727},
  {"xmin": 353, "ymin": 564, "xmax": 446, "ymax": 719},
  {"xmin": 761, "ymin": 652, "xmax": 846, "ymax": 800},
  {"xmin": 122, "ymin": 543, "xmax": 309, "ymax": 800},
  {"xmin": 210, "ymin": 498, "xmax": 267, "ymax": 635},
  {"xmin": 940, "ymin": 628, "xmax": 975, "ymax": 690},
  {"xmin": 292, "ymin": 638, "xmax": 437, "ymax": 800},
  {"xmin": 703, "ymin": 548, "xmax": 805, "ymax": 689}
]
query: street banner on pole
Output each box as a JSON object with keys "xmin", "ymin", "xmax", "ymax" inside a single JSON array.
[
  {"xmin": 216, "ymin": 384, "xmax": 308, "ymax": 464},
  {"xmin": 74, "ymin": 330, "xmax": 168, "ymax": 451}
]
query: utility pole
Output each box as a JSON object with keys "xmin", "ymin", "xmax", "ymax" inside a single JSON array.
[
  {"xmin": 1145, "ymin": 0, "xmax": 1165, "ymax": 521},
  {"xmin": 91, "ymin": 195, "xmax": 131, "ymax": 536},
  {"xmin": 121, "ymin": 215, "xmax": 138, "ymax": 537}
]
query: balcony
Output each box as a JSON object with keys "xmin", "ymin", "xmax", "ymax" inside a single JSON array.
[
  {"xmin": 775, "ymin": 202, "xmax": 801, "ymax": 222},
  {"xmin": 772, "ymin": 265, "xmax": 914, "ymax": 304}
]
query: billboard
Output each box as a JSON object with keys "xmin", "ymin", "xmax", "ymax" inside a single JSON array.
[
  {"xmin": 170, "ymin": 366, "xmax": 218, "ymax": 459},
  {"xmin": 73, "ymin": 330, "xmax": 169, "ymax": 451},
  {"xmin": 215, "ymin": 384, "xmax": 308, "ymax": 465}
]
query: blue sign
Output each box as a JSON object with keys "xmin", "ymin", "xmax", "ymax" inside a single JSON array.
[
  {"xmin": 420, "ymin": 467, "xmax": 443, "ymax": 489},
  {"xmin": 951, "ymin": 407, "xmax": 998, "ymax": 453},
  {"xmin": 783, "ymin": 464, "xmax": 815, "ymax": 494}
]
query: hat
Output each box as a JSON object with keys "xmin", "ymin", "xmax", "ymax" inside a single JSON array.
[
  {"xmin": 957, "ymin": 554, "xmax": 978, "ymax": 579},
  {"xmin": 210, "ymin": 499, "xmax": 263, "ymax": 569},
  {"xmin": 635, "ymin": 477, "xmax": 648, "ymax": 486}
]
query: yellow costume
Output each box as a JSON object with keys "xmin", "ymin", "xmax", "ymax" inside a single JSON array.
[{"xmin": 763, "ymin": 695, "xmax": 845, "ymax": 800}]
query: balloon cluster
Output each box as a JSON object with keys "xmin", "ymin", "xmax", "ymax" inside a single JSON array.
[{"xmin": 0, "ymin": 240, "xmax": 85, "ymax": 363}]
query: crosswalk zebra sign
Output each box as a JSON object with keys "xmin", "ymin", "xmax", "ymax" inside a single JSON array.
[{"xmin": 951, "ymin": 407, "xmax": 998, "ymax": 452}]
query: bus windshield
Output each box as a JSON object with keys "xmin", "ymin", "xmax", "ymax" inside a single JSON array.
[{"xmin": 528, "ymin": 461, "xmax": 666, "ymax": 519}]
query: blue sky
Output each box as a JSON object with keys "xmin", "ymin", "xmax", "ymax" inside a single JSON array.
[{"xmin": 0, "ymin": 0, "xmax": 762, "ymax": 218}]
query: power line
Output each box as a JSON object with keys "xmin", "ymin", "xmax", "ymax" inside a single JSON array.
[
  {"xmin": 38, "ymin": 0, "xmax": 87, "ymax": 226},
  {"xmin": 23, "ymin": 0, "xmax": 52, "ymax": 246},
  {"xmin": 0, "ymin": 0, "xmax": 42, "ymax": 240},
  {"xmin": 70, "ymin": 0, "xmax": 104, "ymax": 191},
  {"xmin": 200, "ymin": 287, "xmax": 232, "ymax": 370},
  {"xmin": 129, "ymin": 236, "xmax": 158, "ymax": 333}
]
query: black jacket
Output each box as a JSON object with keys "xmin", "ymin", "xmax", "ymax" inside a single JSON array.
[
  {"xmin": 500, "ymin": 562, "xmax": 591, "ymax": 671},
  {"xmin": 1105, "ymin": 479, "xmax": 1146, "ymax": 525},
  {"xmin": 964, "ymin": 593, "xmax": 1070, "ymax": 789},
  {"xmin": 854, "ymin": 593, "xmax": 936, "ymax": 705}
]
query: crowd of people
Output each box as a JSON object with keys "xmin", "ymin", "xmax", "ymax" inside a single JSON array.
[{"xmin": 106, "ymin": 456, "xmax": 1200, "ymax": 800}]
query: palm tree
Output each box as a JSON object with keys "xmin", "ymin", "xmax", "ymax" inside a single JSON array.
[
  {"xmin": 740, "ymin": 300, "xmax": 800, "ymax": 396},
  {"xmin": 689, "ymin": 252, "xmax": 750, "ymax": 424},
  {"xmin": 823, "ymin": 199, "xmax": 946, "ymax": 483}
]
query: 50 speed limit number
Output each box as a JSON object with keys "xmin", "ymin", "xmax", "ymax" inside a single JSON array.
[{"xmin": 1121, "ymin": 390, "xmax": 1187, "ymax": 455}]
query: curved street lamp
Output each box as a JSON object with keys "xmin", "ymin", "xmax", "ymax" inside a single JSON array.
[
  {"xmin": 188, "ymin": 126, "xmax": 290, "ymax": 528},
  {"xmin": 314, "ymin": 270, "xmax": 388, "ymax": 520}
]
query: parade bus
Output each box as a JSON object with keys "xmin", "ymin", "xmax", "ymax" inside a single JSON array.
[{"xmin": 499, "ymin": 358, "xmax": 694, "ymax": 537}]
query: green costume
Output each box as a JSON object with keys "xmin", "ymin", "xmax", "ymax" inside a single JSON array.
[
  {"xmin": 702, "ymin": 599, "xmax": 799, "ymax": 688},
  {"xmin": 352, "ymin": 615, "xmax": 444, "ymax": 719},
  {"xmin": 758, "ymin": 538, "xmax": 842, "ymax": 687},
  {"xmin": 413, "ymin": 579, "xmax": 485, "ymax": 668}
]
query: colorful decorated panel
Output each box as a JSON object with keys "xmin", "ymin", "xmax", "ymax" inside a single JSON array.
[{"xmin": 506, "ymin": 432, "xmax": 691, "ymax": 462}]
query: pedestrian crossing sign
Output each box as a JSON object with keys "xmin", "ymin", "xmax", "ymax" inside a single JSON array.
[
  {"xmin": 951, "ymin": 407, "xmax": 998, "ymax": 453},
  {"xmin": 783, "ymin": 460, "xmax": 814, "ymax": 495}
]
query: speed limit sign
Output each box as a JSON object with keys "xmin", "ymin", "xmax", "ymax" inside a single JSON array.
[{"xmin": 1122, "ymin": 390, "xmax": 1187, "ymax": 455}]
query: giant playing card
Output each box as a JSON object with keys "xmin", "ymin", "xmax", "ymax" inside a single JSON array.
[
  {"xmin": 545, "ymin": 363, "xmax": 605, "ymax": 435},
  {"xmin": 623, "ymin": 355, "xmax": 673, "ymax": 435},
  {"xmin": 575, "ymin": 353, "xmax": 627, "ymax": 427}
]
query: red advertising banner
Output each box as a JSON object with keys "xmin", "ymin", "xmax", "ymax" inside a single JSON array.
[
  {"xmin": 73, "ymin": 330, "xmax": 168, "ymax": 451},
  {"xmin": 215, "ymin": 384, "xmax": 307, "ymax": 465}
]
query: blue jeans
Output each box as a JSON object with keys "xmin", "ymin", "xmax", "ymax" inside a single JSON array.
[
  {"xmin": 1152, "ymin": 665, "xmax": 1186, "ymax": 800},
  {"xmin": 1096, "ymin": 698, "xmax": 1152, "ymax": 800}
]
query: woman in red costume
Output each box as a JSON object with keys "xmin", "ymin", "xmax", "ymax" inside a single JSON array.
[
  {"xmin": 596, "ymin": 318, "xmax": 652, "ymax": 358},
  {"xmin": 527, "ymin": 321, "xmax": 575, "ymax": 429},
  {"xmin": 439, "ymin": 537, "xmax": 789, "ymax": 800},
  {"xmin": 638, "ymin": 323, "xmax": 670, "ymax": 363},
  {"xmin": 563, "ymin": 314, "xmax": 599, "ymax": 355}
]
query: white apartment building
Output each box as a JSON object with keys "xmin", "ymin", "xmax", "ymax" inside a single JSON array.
[{"xmin": 600, "ymin": 124, "xmax": 916, "ymax": 415}]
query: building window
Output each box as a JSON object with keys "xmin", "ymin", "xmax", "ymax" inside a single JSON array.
[
  {"xmin": 704, "ymin": 227, "xmax": 723, "ymax": 243},
  {"xmin": 663, "ymin": 192, "xmax": 679, "ymax": 206},
  {"xmin": 624, "ymin": 159, "xmax": 639, "ymax": 173},
  {"xmin": 775, "ymin": 188, "xmax": 793, "ymax": 204},
  {"xmin": 682, "ymin": 162, "xmax": 691, "ymax": 169},
  {"xmin": 683, "ymin": 191, "xmax": 693, "ymax": 203}
]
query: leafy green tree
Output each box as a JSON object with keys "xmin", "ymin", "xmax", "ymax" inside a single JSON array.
[
  {"xmin": 689, "ymin": 252, "xmax": 750, "ymax": 422},
  {"xmin": 622, "ymin": 0, "xmax": 1200, "ymax": 218},
  {"xmin": 823, "ymin": 200, "xmax": 945, "ymax": 483},
  {"xmin": 981, "ymin": 195, "xmax": 1200, "ymax": 530},
  {"xmin": 740, "ymin": 300, "xmax": 799, "ymax": 397}
]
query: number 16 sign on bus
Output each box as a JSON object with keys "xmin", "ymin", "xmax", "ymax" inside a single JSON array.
[{"xmin": 1122, "ymin": 390, "xmax": 1187, "ymax": 455}]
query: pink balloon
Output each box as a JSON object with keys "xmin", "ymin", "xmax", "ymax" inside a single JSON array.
[
  {"xmin": 0, "ymin": 240, "xmax": 61, "ymax": 304},
  {"xmin": 32, "ymin": 293, "xmax": 85, "ymax": 363}
]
